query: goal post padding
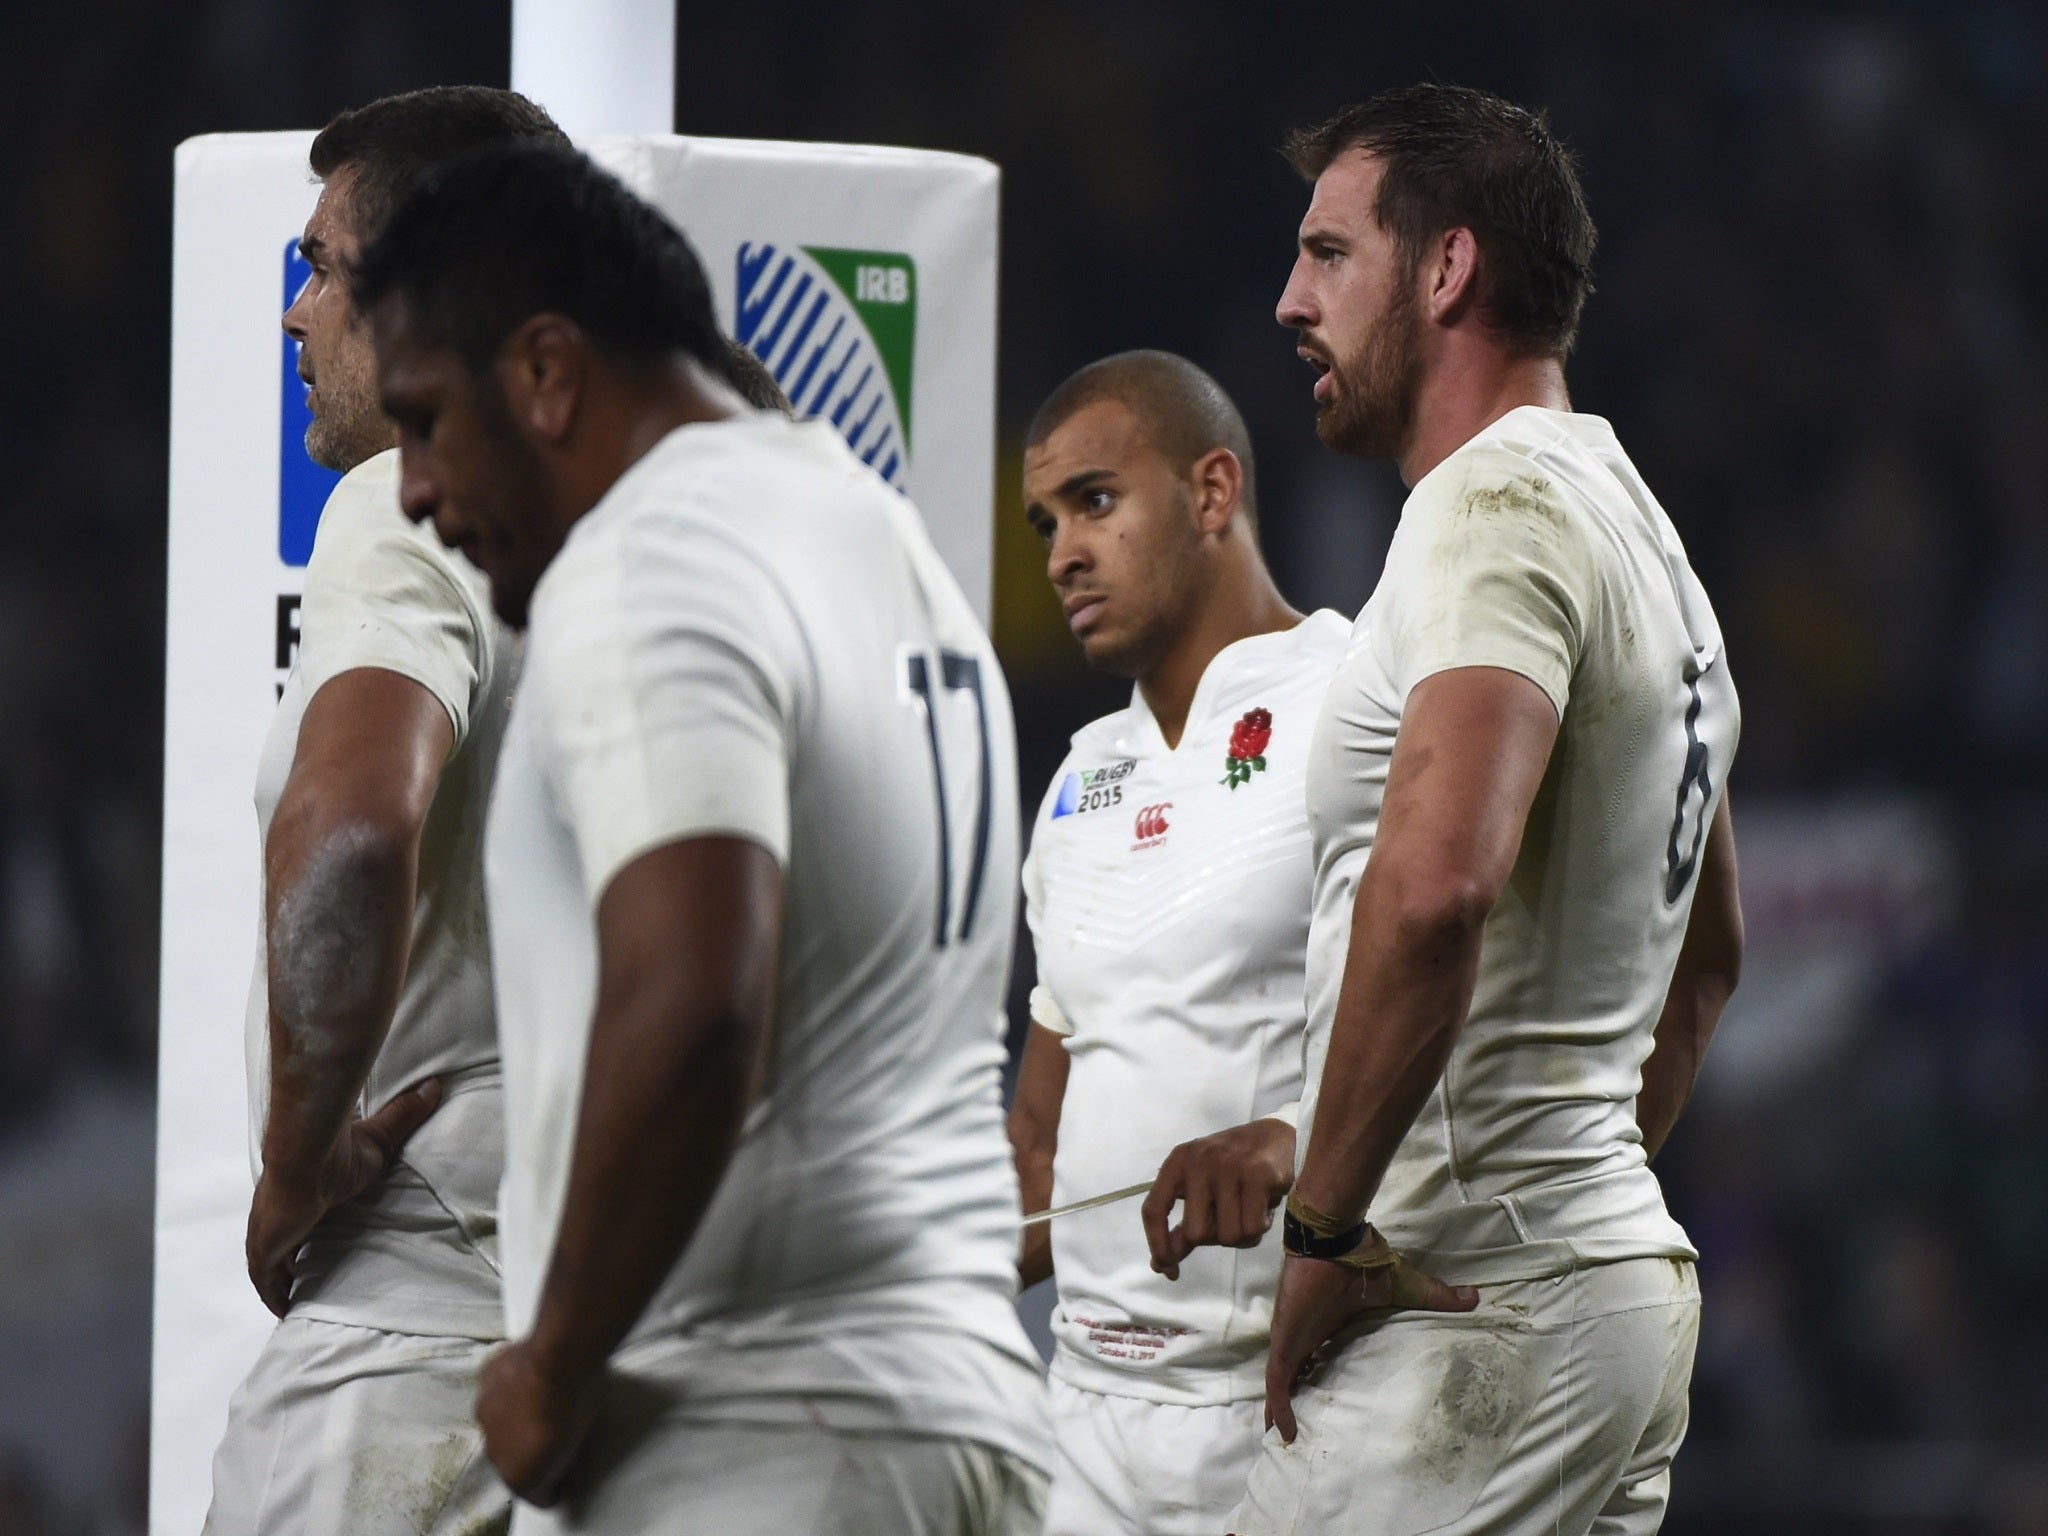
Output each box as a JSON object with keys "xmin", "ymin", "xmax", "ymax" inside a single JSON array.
[{"xmin": 155, "ymin": 130, "xmax": 998, "ymax": 1536}]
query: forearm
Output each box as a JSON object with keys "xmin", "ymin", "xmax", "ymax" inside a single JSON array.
[
  {"xmin": 526, "ymin": 987, "xmax": 764, "ymax": 1387},
  {"xmin": 262, "ymin": 816, "xmax": 416, "ymax": 1182},
  {"xmin": 1291, "ymin": 900, "xmax": 1486, "ymax": 1224},
  {"xmin": 1007, "ymin": 1021, "xmax": 1067, "ymax": 1289},
  {"xmin": 1638, "ymin": 795, "xmax": 1741, "ymax": 1162},
  {"xmin": 1637, "ymin": 967, "xmax": 1734, "ymax": 1160},
  {"xmin": 1013, "ymin": 1138, "xmax": 1055, "ymax": 1288}
]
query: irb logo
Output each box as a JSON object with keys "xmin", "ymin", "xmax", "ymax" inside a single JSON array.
[
  {"xmin": 856, "ymin": 264, "xmax": 911, "ymax": 303},
  {"xmin": 734, "ymin": 243, "xmax": 917, "ymax": 489}
]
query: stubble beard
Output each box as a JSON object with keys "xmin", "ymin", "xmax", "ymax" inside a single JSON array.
[
  {"xmin": 1316, "ymin": 282, "xmax": 1423, "ymax": 461},
  {"xmin": 303, "ymin": 347, "xmax": 395, "ymax": 474}
]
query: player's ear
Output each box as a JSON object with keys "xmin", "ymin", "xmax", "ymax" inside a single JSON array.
[
  {"xmin": 1427, "ymin": 227, "xmax": 1481, "ymax": 327},
  {"xmin": 1190, "ymin": 447, "xmax": 1245, "ymax": 539},
  {"xmin": 499, "ymin": 314, "xmax": 586, "ymax": 443}
]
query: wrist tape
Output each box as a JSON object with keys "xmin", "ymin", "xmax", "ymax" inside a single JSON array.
[{"xmin": 1282, "ymin": 1192, "xmax": 1399, "ymax": 1271}]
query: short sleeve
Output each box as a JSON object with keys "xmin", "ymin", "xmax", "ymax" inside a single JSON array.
[
  {"xmin": 298, "ymin": 455, "xmax": 486, "ymax": 744},
  {"xmin": 1019, "ymin": 786, "xmax": 1073, "ymax": 1036},
  {"xmin": 1378, "ymin": 451, "xmax": 1599, "ymax": 718},
  {"xmin": 532, "ymin": 521, "xmax": 804, "ymax": 906},
  {"xmin": 1027, "ymin": 984, "xmax": 1073, "ymax": 1037}
]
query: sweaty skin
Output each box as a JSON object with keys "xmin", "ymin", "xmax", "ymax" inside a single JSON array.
[
  {"xmin": 268, "ymin": 822, "xmax": 392, "ymax": 1063},
  {"xmin": 247, "ymin": 667, "xmax": 453, "ymax": 1318}
]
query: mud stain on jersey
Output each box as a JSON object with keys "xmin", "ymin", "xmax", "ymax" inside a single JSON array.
[{"xmin": 1457, "ymin": 477, "xmax": 1561, "ymax": 526}]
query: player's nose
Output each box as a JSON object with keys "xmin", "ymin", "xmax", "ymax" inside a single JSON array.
[
  {"xmin": 396, "ymin": 455, "xmax": 443, "ymax": 530},
  {"xmin": 1276, "ymin": 260, "xmax": 1317, "ymax": 330},
  {"xmin": 1046, "ymin": 517, "xmax": 1091, "ymax": 585}
]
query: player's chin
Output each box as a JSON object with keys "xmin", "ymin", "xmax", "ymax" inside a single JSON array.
[
  {"xmin": 1316, "ymin": 403, "xmax": 1387, "ymax": 460},
  {"xmin": 1079, "ymin": 627, "xmax": 1142, "ymax": 678}
]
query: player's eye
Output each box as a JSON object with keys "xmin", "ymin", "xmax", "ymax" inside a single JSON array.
[{"xmin": 1082, "ymin": 489, "xmax": 1115, "ymax": 514}]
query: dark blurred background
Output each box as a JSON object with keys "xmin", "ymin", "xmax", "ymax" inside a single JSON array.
[{"xmin": 2, "ymin": 3, "xmax": 2045, "ymax": 1532}]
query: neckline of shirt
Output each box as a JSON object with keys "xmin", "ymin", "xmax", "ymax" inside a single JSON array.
[{"xmin": 1123, "ymin": 608, "xmax": 1347, "ymax": 758}]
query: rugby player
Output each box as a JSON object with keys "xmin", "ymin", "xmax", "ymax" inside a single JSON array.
[
  {"xmin": 356, "ymin": 142, "xmax": 1052, "ymax": 1533},
  {"xmin": 1009, "ymin": 350, "xmax": 1356, "ymax": 1534},
  {"xmin": 205, "ymin": 88, "xmax": 566, "ymax": 1536},
  {"xmin": 1234, "ymin": 84, "xmax": 1744, "ymax": 1535}
]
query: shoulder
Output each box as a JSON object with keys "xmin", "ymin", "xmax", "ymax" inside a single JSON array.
[
  {"xmin": 1404, "ymin": 440, "xmax": 1574, "ymax": 531},
  {"xmin": 1391, "ymin": 431, "xmax": 1603, "ymax": 596},
  {"xmin": 1274, "ymin": 609, "xmax": 1353, "ymax": 676},
  {"xmin": 1027, "ymin": 707, "xmax": 1139, "ymax": 828},
  {"xmin": 306, "ymin": 451, "xmax": 484, "ymax": 610}
]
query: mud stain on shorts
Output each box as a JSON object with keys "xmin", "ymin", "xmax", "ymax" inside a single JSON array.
[
  {"xmin": 347, "ymin": 1430, "xmax": 474, "ymax": 1534},
  {"xmin": 1413, "ymin": 1333, "xmax": 1539, "ymax": 1489}
]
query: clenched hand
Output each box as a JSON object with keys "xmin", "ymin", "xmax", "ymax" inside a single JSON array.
[{"xmin": 1142, "ymin": 1116, "xmax": 1295, "ymax": 1280}]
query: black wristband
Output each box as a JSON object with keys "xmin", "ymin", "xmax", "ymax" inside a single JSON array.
[{"xmin": 1283, "ymin": 1207, "xmax": 1370, "ymax": 1260}]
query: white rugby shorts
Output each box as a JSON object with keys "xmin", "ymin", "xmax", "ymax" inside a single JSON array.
[
  {"xmin": 1230, "ymin": 1256, "xmax": 1699, "ymax": 1536},
  {"xmin": 204, "ymin": 1315, "xmax": 508, "ymax": 1536},
  {"xmin": 1046, "ymin": 1377, "xmax": 1263, "ymax": 1535},
  {"xmin": 516, "ymin": 1412, "xmax": 1049, "ymax": 1536}
]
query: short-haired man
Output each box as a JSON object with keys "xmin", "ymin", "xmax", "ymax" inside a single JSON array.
[
  {"xmin": 357, "ymin": 142, "xmax": 1051, "ymax": 1533},
  {"xmin": 205, "ymin": 88, "xmax": 566, "ymax": 1536},
  {"xmin": 1010, "ymin": 350, "xmax": 1368, "ymax": 1534},
  {"xmin": 1235, "ymin": 85, "xmax": 1744, "ymax": 1534}
]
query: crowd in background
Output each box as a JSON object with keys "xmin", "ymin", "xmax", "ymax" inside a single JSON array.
[{"xmin": 1, "ymin": 3, "xmax": 2043, "ymax": 1532}]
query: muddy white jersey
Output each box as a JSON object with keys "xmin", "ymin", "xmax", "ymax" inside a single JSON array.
[
  {"xmin": 485, "ymin": 415, "xmax": 1049, "ymax": 1469},
  {"xmin": 245, "ymin": 447, "xmax": 516, "ymax": 1338},
  {"xmin": 1024, "ymin": 611, "xmax": 1348, "ymax": 1405},
  {"xmin": 1302, "ymin": 406, "xmax": 1739, "ymax": 1285}
]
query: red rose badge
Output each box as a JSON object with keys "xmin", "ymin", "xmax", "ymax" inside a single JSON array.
[{"xmin": 1222, "ymin": 707, "xmax": 1272, "ymax": 790}]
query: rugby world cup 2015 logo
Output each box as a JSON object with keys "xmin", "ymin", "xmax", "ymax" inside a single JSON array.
[{"xmin": 734, "ymin": 244, "xmax": 915, "ymax": 489}]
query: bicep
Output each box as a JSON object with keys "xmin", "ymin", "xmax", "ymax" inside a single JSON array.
[
  {"xmin": 1009, "ymin": 1022, "xmax": 1070, "ymax": 1156},
  {"xmin": 592, "ymin": 836, "xmax": 784, "ymax": 1044},
  {"xmin": 274, "ymin": 668, "xmax": 454, "ymax": 845},
  {"xmin": 1368, "ymin": 666, "xmax": 1562, "ymax": 910}
]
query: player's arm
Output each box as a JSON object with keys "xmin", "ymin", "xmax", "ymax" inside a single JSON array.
[
  {"xmin": 1291, "ymin": 665, "xmax": 1555, "ymax": 1224},
  {"xmin": 1265, "ymin": 665, "xmax": 1552, "ymax": 1438},
  {"xmin": 1637, "ymin": 794, "xmax": 1741, "ymax": 1160},
  {"xmin": 247, "ymin": 668, "xmax": 453, "ymax": 1316},
  {"xmin": 1009, "ymin": 1021, "xmax": 1070, "ymax": 1289},
  {"xmin": 478, "ymin": 835, "xmax": 782, "ymax": 1507}
]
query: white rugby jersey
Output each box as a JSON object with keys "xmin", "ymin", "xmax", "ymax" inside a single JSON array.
[
  {"xmin": 1302, "ymin": 406, "xmax": 1740, "ymax": 1286},
  {"xmin": 485, "ymin": 415, "xmax": 1049, "ymax": 1470},
  {"xmin": 245, "ymin": 447, "xmax": 515, "ymax": 1339},
  {"xmin": 1025, "ymin": 610, "xmax": 1348, "ymax": 1406}
]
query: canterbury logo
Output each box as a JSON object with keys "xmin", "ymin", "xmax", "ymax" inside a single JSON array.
[{"xmin": 1134, "ymin": 803, "xmax": 1172, "ymax": 842}]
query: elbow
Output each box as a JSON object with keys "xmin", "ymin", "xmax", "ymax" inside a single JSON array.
[
  {"xmin": 1007, "ymin": 1106, "xmax": 1056, "ymax": 1174},
  {"xmin": 270, "ymin": 796, "xmax": 422, "ymax": 886},
  {"xmin": 1384, "ymin": 870, "xmax": 1498, "ymax": 955},
  {"xmin": 1705, "ymin": 899, "xmax": 1745, "ymax": 997}
]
